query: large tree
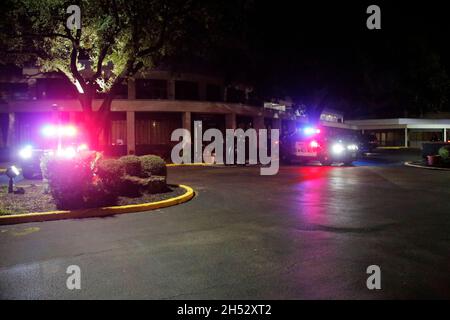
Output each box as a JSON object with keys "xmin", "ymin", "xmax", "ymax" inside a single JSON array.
[{"xmin": 0, "ymin": 0, "xmax": 236, "ymax": 146}]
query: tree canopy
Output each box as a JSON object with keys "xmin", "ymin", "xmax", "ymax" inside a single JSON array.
[
  {"xmin": 1, "ymin": 0, "xmax": 449, "ymax": 124},
  {"xmin": 0, "ymin": 0, "xmax": 249, "ymax": 144}
]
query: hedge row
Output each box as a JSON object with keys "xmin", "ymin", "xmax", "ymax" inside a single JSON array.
[{"xmin": 41, "ymin": 152, "xmax": 168, "ymax": 210}]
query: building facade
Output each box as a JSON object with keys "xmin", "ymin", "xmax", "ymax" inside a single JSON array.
[
  {"xmin": 0, "ymin": 68, "xmax": 304, "ymax": 160},
  {"xmin": 345, "ymin": 118, "xmax": 450, "ymax": 148},
  {"xmin": 2, "ymin": 67, "xmax": 449, "ymax": 161}
]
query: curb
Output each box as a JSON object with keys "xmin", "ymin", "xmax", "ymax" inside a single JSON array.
[
  {"xmin": 0, "ymin": 184, "xmax": 194, "ymax": 225},
  {"xmin": 404, "ymin": 161, "xmax": 450, "ymax": 171}
]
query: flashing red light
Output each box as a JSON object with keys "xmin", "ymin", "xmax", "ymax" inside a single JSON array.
[{"xmin": 310, "ymin": 140, "xmax": 319, "ymax": 148}]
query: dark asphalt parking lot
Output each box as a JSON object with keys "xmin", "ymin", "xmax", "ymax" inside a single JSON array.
[{"xmin": 0, "ymin": 150, "xmax": 449, "ymax": 299}]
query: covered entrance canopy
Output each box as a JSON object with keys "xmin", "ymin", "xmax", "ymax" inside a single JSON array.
[{"xmin": 345, "ymin": 118, "xmax": 450, "ymax": 148}]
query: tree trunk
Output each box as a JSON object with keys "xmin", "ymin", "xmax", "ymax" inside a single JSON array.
[
  {"xmin": 76, "ymin": 86, "xmax": 113, "ymax": 151},
  {"xmin": 84, "ymin": 114, "xmax": 100, "ymax": 151},
  {"xmin": 78, "ymin": 92, "xmax": 99, "ymax": 151}
]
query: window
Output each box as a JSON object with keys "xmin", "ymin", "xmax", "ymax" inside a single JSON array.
[
  {"xmin": 36, "ymin": 78, "xmax": 78, "ymax": 99},
  {"xmin": 0, "ymin": 82, "xmax": 29, "ymax": 100},
  {"xmin": 206, "ymin": 84, "xmax": 222, "ymax": 102},
  {"xmin": 109, "ymin": 113, "xmax": 127, "ymax": 145},
  {"xmin": 135, "ymin": 113, "xmax": 181, "ymax": 145},
  {"xmin": 175, "ymin": 81, "xmax": 199, "ymax": 100},
  {"xmin": 136, "ymin": 79, "xmax": 167, "ymax": 99},
  {"xmin": 226, "ymin": 88, "xmax": 245, "ymax": 103}
]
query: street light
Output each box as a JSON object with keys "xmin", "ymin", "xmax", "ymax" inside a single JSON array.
[{"xmin": 5, "ymin": 165, "xmax": 20, "ymax": 193}]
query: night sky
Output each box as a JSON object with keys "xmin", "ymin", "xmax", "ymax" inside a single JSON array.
[
  {"xmin": 2, "ymin": 1, "xmax": 449, "ymax": 119},
  {"xmin": 228, "ymin": 1, "xmax": 450, "ymax": 119}
]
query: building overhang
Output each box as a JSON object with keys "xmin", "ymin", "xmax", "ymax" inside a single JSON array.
[
  {"xmin": 346, "ymin": 118, "xmax": 450, "ymax": 130},
  {"xmin": 1, "ymin": 99, "xmax": 301, "ymax": 121}
]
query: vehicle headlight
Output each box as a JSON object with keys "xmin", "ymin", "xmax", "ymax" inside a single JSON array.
[
  {"xmin": 332, "ymin": 143, "xmax": 345, "ymax": 154},
  {"xmin": 19, "ymin": 145, "xmax": 33, "ymax": 159},
  {"xmin": 347, "ymin": 144, "xmax": 358, "ymax": 151}
]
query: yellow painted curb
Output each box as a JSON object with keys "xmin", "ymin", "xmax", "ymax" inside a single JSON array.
[{"xmin": 0, "ymin": 184, "xmax": 194, "ymax": 225}]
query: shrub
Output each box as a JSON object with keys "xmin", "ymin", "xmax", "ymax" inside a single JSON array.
[
  {"xmin": 120, "ymin": 175, "xmax": 149, "ymax": 197},
  {"xmin": 96, "ymin": 158, "xmax": 126, "ymax": 194},
  {"xmin": 140, "ymin": 155, "xmax": 167, "ymax": 177},
  {"xmin": 147, "ymin": 176, "xmax": 169, "ymax": 194},
  {"xmin": 85, "ymin": 179, "xmax": 118, "ymax": 207},
  {"xmin": 120, "ymin": 175, "xmax": 169, "ymax": 196},
  {"xmin": 438, "ymin": 145, "xmax": 450, "ymax": 161},
  {"xmin": 40, "ymin": 152, "xmax": 99, "ymax": 209},
  {"xmin": 40, "ymin": 152, "xmax": 169, "ymax": 210},
  {"xmin": 120, "ymin": 155, "xmax": 142, "ymax": 176}
]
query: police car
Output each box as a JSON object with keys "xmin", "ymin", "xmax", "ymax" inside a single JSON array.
[
  {"xmin": 280, "ymin": 126, "xmax": 359, "ymax": 166},
  {"xmin": 18, "ymin": 124, "xmax": 88, "ymax": 179}
]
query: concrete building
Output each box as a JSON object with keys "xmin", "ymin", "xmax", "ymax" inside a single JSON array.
[
  {"xmin": 318, "ymin": 109, "xmax": 450, "ymax": 148},
  {"xmin": 345, "ymin": 118, "xmax": 450, "ymax": 148},
  {"xmin": 0, "ymin": 68, "xmax": 302, "ymax": 159},
  {"xmin": 2, "ymin": 66, "xmax": 449, "ymax": 158}
]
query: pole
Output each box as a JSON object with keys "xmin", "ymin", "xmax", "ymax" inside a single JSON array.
[
  {"xmin": 404, "ymin": 127, "xmax": 408, "ymax": 147},
  {"xmin": 8, "ymin": 177, "xmax": 14, "ymax": 193}
]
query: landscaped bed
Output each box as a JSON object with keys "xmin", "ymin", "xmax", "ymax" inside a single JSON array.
[
  {"xmin": 0, "ymin": 152, "xmax": 193, "ymax": 218},
  {"xmin": 0, "ymin": 183, "xmax": 187, "ymax": 215},
  {"xmin": 421, "ymin": 145, "xmax": 450, "ymax": 169}
]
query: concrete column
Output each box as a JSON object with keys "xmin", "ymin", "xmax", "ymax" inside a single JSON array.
[
  {"xmin": 6, "ymin": 112, "xmax": 15, "ymax": 148},
  {"xmin": 199, "ymin": 82, "xmax": 207, "ymax": 101},
  {"xmin": 126, "ymin": 111, "xmax": 135, "ymax": 155},
  {"xmin": 180, "ymin": 111, "xmax": 193, "ymax": 163},
  {"xmin": 128, "ymin": 78, "xmax": 136, "ymax": 99},
  {"xmin": 223, "ymin": 87, "xmax": 228, "ymax": 102},
  {"xmin": 404, "ymin": 127, "xmax": 408, "ymax": 147},
  {"xmin": 28, "ymin": 78, "xmax": 37, "ymax": 100},
  {"xmin": 182, "ymin": 111, "xmax": 191, "ymax": 131},
  {"xmin": 168, "ymin": 79, "xmax": 176, "ymax": 100},
  {"xmin": 225, "ymin": 113, "xmax": 236, "ymax": 130}
]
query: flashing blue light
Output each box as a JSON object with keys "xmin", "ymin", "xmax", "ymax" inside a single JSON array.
[
  {"xmin": 303, "ymin": 127, "xmax": 320, "ymax": 135},
  {"xmin": 19, "ymin": 145, "xmax": 33, "ymax": 159}
]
